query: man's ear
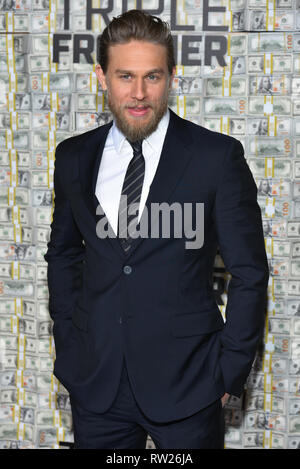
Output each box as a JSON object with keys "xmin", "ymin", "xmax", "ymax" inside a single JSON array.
[
  {"xmin": 95, "ymin": 64, "xmax": 108, "ymax": 90},
  {"xmin": 168, "ymin": 66, "xmax": 176, "ymax": 90}
]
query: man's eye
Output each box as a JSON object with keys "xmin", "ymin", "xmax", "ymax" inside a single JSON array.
[
  {"xmin": 148, "ymin": 75, "xmax": 158, "ymax": 81},
  {"xmin": 120, "ymin": 74, "xmax": 131, "ymax": 80}
]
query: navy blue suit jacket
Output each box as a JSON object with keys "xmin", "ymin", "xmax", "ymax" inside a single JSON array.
[{"xmin": 44, "ymin": 108, "xmax": 269, "ymax": 422}]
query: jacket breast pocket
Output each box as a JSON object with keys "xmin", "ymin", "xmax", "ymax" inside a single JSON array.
[
  {"xmin": 171, "ymin": 308, "xmax": 224, "ymax": 338},
  {"xmin": 72, "ymin": 305, "xmax": 88, "ymax": 332}
]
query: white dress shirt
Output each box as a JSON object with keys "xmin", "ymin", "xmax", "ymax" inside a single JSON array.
[{"xmin": 95, "ymin": 109, "xmax": 170, "ymax": 236}]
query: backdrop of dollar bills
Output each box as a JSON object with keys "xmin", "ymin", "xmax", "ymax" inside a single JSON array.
[{"xmin": 1, "ymin": 0, "xmax": 300, "ymax": 449}]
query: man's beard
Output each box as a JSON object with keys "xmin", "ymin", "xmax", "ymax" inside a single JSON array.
[{"xmin": 107, "ymin": 94, "xmax": 169, "ymax": 142}]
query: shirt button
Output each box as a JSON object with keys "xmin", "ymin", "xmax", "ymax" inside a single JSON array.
[{"xmin": 123, "ymin": 265, "xmax": 132, "ymax": 275}]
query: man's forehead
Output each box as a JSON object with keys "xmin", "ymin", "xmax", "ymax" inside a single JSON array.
[{"xmin": 107, "ymin": 40, "xmax": 167, "ymax": 59}]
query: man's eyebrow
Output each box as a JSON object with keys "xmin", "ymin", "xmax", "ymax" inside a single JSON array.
[{"xmin": 114, "ymin": 68, "xmax": 165, "ymax": 75}]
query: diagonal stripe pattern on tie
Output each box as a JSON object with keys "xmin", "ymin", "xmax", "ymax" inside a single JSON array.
[{"xmin": 117, "ymin": 139, "xmax": 145, "ymax": 253}]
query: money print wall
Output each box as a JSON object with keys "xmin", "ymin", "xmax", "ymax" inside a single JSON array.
[
  {"xmin": 53, "ymin": 0, "xmax": 230, "ymax": 66},
  {"xmin": 0, "ymin": 0, "xmax": 300, "ymax": 450},
  {"xmin": 57, "ymin": 0, "xmax": 230, "ymax": 33}
]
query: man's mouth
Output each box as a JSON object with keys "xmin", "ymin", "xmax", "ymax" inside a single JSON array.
[{"xmin": 126, "ymin": 106, "xmax": 151, "ymax": 117}]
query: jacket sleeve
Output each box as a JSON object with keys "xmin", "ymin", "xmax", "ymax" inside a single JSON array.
[
  {"xmin": 213, "ymin": 138, "xmax": 269, "ymax": 397},
  {"xmin": 44, "ymin": 141, "xmax": 85, "ymax": 357}
]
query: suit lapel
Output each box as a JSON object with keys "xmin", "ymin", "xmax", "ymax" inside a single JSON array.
[
  {"xmin": 78, "ymin": 109, "xmax": 194, "ymax": 260},
  {"xmin": 126, "ymin": 109, "xmax": 194, "ymax": 258},
  {"xmin": 78, "ymin": 121, "xmax": 127, "ymax": 259}
]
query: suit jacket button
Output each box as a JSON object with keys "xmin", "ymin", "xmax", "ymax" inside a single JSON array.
[{"xmin": 123, "ymin": 265, "xmax": 132, "ymax": 274}]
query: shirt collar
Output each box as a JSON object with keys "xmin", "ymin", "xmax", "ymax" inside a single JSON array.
[{"xmin": 112, "ymin": 108, "xmax": 170, "ymax": 154}]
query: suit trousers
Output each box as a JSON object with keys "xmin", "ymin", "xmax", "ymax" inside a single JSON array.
[{"xmin": 69, "ymin": 358, "xmax": 225, "ymax": 449}]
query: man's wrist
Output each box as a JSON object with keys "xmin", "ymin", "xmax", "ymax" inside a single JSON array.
[{"xmin": 221, "ymin": 392, "xmax": 230, "ymax": 407}]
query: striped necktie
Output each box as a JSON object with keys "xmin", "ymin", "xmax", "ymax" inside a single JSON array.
[{"xmin": 117, "ymin": 139, "xmax": 145, "ymax": 253}]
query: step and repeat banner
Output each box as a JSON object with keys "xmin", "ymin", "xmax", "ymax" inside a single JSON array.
[{"xmin": 0, "ymin": 0, "xmax": 300, "ymax": 449}]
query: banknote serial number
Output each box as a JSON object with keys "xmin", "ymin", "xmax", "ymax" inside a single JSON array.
[{"xmin": 106, "ymin": 453, "xmax": 193, "ymax": 465}]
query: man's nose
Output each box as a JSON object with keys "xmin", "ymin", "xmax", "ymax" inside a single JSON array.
[{"xmin": 131, "ymin": 78, "xmax": 147, "ymax": 100}]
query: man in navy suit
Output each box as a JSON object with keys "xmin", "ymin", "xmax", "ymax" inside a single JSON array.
[{"xmin": 45, "ymin": 10, "xmax": 269, "ymax": 449}]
